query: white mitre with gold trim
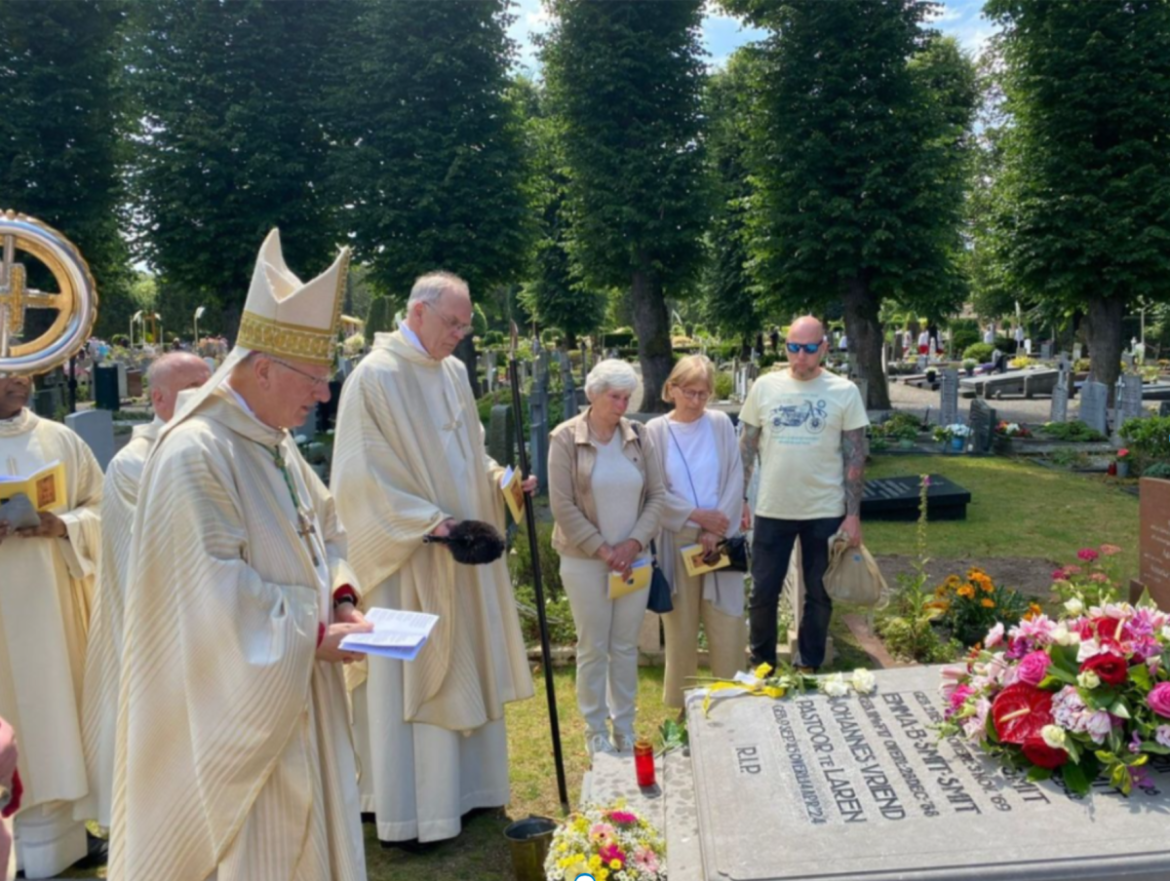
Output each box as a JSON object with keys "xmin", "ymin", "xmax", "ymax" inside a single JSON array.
[{"xmin": 236, "ymin": 228, "xmax": 350, "ymax": 367}]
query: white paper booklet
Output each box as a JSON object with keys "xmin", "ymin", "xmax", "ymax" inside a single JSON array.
[{"xmin": 339, "ymin": 607, "xmax": 439, "ymax": 661}]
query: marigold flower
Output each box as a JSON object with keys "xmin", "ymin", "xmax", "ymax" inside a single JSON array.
[
  {"xmin": 957, "ymin": 585, "xmax": 976, "ymax": 599},
  {"xmin": 981, "ymin": 598, "xmax": 995, "ymax": 608}
]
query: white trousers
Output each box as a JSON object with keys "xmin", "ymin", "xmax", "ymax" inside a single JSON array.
[
  {"xmin": 14, "ymin": 802, "xmax": 86, "ymax": 880},
  {"xmin": 560, "ymin": 556, "xmax": 649, "ymax": 738}
]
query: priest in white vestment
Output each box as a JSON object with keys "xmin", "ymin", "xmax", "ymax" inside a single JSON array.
[
  {"xmin": 331, "ymin": 271, "xmax": 534, "ymax": 846},
  {"xmin": 0, "ymin": 374, "xmax": 102, "ymax": 879},
  {"xmin": 78, "ymin": 352, "xmax": 211, "ymax": 829},
  {"xmin": 109, "ymin": 230, "xmax": 371, "ymax": 881}
]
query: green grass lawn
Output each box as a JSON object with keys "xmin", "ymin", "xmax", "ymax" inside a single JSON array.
[{"xmin": 71, "ymin": 455, "xmax": 1141, "ymax": 881}]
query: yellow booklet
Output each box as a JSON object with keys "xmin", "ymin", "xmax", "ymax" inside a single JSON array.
[
  {"xmin": 680, "ymin": 543, "xmax": 731, "ymax": 577},
  {"xmin": 608, "ymin": 559, "xmax": 652, "ymax": 599},
  {"xmin": 0, "ymin": 459, "xmax": 67, "ymax": 512},
  {"xmin": 499, "ymin": 465, "xmax": 525, "ymax": 523}
]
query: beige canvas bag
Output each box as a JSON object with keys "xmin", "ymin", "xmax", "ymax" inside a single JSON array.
[{"xmin": 824, "ymin": 532, "xmax": 887, "ymax": 606}]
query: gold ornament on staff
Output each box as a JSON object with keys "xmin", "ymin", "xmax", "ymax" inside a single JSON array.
[{"xmin": 0, "ymin": 209, "xmax": 99, "ymax": 377}]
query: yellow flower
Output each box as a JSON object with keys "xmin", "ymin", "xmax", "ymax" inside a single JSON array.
[
  {"xmin": 753, "ymin": 662, "xmax": 774, "ymax": 679},
  {"xmin": 611, "ymin": 859, "xmax": 623, "ymax": 869},
  {"xmin": 957, "ymin": 584, "xmax": 975, "ymax": 599},
  {"xmin": 981, "ymin": 598, "xmax": 995, "ymax": 608},
  {"xmin": 934, "ymin": 585, "xmax": 948, "ymax": 598}
]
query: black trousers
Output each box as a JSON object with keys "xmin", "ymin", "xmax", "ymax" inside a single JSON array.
[{"xmin": 748, "ymin": 514, "xmax": 844, "ymax": 670}]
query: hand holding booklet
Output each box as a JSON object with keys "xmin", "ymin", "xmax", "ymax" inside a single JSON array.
[
  {"xmin": 339, "ymin": 607, "xmax": 439, "ymax": 661},
  {"xmin": 607, "ymin": 558, "xmax": 652, "ymax": 600}
]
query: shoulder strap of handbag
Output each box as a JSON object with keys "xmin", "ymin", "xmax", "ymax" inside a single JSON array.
[
  {"xmin": 665, "ymin": 420, "xmax": 702, "ymax": 510},
  {"xmin": 630, "ymin": 420, "xmax": 661, "ymax": 564}
]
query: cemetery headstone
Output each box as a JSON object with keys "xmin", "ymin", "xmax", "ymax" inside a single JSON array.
[
  {"xmin": 1117, "ymin": 373, "xmax": 1145, "ymax": 429},
  {"xmin": 487, "ymin": 404, "xmax": 515, "ymax": 470},
  {"xmin": 66, "ymin": 409, "xmax": 116, "ymax": 470},
  {"xmin": 1050, "ymin": 369, "xmax": 1069, "ymax": 424},
  {"xmin": 685, "ymin": 664, "xmax": 1170, "ymax": 881},
  {"xmin": 1137, "ymin": 477, "xmax": 1170, "ymax": 611},
  {"xmin": 1073, "ymin": 343, "xmax": 1083, "ymax": 361},
  {"xmin": 93, "ymin": 364, "xmax": 120, "ymax": 412},
  {"xmin": 115, "ymin": 362, "xmax": 128, "ymax": 400},
  {"xmin": 32, "ymin": 387, "xmax": 62, "ymax": 419},
  {"xmin": 861, "ymin": 474, "xmax": 971, "ymax": 521},
  {"xmin": 1079, "ymin": 380, "xmax": 1108, "ymax": 437},
  {"xmin": 969, "ymin": 398, "xmax": 996, "ymax": 453},
  {"xmin": 126, "ymin": 369, "xmax": 144, "ymax": 399},
  {"xmin": 938, "ymin": 368, "xmax": 959, "ymax": 428},
  {"xmin": 1040, "ymin": 341, "xmax": 1053, "ymax": 360}
]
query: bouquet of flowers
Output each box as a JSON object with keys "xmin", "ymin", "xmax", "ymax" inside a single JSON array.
[
  {"xmin": 927, "ymin": 567, "xmax": 1037, "ymax": 647},
  {"xmin": 545, "ymin": 802, "xmax": 666, "ymax": 881},
  {"xmin": 1117, "ymin": 447, "xmax": 1131, "ymax": 462},
  {"xmin": 697, "ymin": 663, "xmax": 876, "ymax": 715},
  {"xmin": 995, "ymin": 420, "xmax": 1032, "ymax": 438},
  {"xmin": 938, "ymin": 552, "xmax": 1170, "ymax": 796}
]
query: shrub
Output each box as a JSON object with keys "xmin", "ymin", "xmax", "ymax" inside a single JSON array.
[
  {"xmin": 712, "ymin": 371, "xmax": 734, "ymax": 401},
  {"xmin": 1050, "ymin": 446, "xmax": 1090, "ymax": 468},
  {"xmin": 963, "ymin": 342, "xmax": 994, "ymax": 363},
  {"xmin": 1040, "ymin": 421, "xmax": 1106, "ymax": 442},
  {"xmin": 1074, "ymin": 357, "xmax": 1092, "ymax": 373},
  {"xmin": 1119, "ymin": 415, "xmax": 1170, "ymax": 461},
  {"xmin": 508, "ymin": 520, "xmax": 577, "ymax": 646},
  {"xmin": 1142, "ymin": 461, "xmax": 1170, "ymax": 480},
  {"xmin": 604, "ymin": 329, "xmax": 635, "ymax": 347}
]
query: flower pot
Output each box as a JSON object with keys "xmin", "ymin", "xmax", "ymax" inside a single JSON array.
[
  {"xmin": 965, "ymin": 367, "xmax": 975, "ymax": 377},
  {"xmin": 951, "ymin": 437, "xmax": 965, "ymax": 452},
  {"xmin": 1117, "ymin": 460, "xmax": 1130, "ymax": 478}
]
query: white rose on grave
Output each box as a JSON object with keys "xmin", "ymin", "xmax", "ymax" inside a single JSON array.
[
  {"xmin": 1077, "ymin": 670, "xmax": 1101, "ymax": 690},
  {"xmin": 1052, "ymin": 623, "xmax": 1080, "ymax": 646},
  {"xmin": 1064, "ymin": 597, "xmax": 1084, "ymax": 616},
  {"xmin": 851, "ymin": 668, "xmax": 876, "ymax": 694},
  {"xmin": 1041, "ymin": 724, "xmax": 1067, "ymax": 750},
  {"xmin": 821, "ymin": 673, "xmax": 850, "ymax": 698}
]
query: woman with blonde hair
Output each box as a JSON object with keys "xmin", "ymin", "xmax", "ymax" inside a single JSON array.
[
  {"xmin": 548, "ymin": 359, "xmax": 666, "ymax": 755},
  {"xmin": 645, "ymin": 355, "xmax": 746, "ymax": 709}
]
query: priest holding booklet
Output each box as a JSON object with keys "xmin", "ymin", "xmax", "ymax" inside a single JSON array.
[
  {"xmin": 330, "ymin": 270, "xmax": 535, "ymax": 849},
  {"xmin": 548, "ymin": 359, "xmax": 665, "ymax": 757},
  {"xmin": 644, "ymin": 355, "xmax": 747, "ymax": 711},
  {"xmin": 0, "ymin": 373, "xmax": 102, "ymax": 878}
]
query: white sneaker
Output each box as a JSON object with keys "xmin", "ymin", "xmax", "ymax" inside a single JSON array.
[
  {"xmin": 612, "ymin": 731, "xmax": 636, "ymax": 755},
  {"xmin": 586, "ymin": 732, "xmax": 617, "ymax": 756}
]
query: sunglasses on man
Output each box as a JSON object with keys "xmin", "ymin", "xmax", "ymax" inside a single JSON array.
[{"xmin": 786, "ymin": 340, "xmax": 823, "ymax": 354}]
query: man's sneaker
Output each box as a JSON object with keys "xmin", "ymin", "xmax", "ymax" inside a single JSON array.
[
  {"xmin": 611, "ymin": 730, "xmax": 637, "ymax": 755},
  {"xmin": 586, "ymin": 732, "xmax": 617, "ymax": 756}
]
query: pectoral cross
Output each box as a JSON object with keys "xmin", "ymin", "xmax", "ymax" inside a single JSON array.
[
  {"xmin": 295, "ymin": 508, "xmax": 321, "ymax": 567},
  {"xmin": 269, "ymin": 446, "xmax": 320, "ymax": 567}
]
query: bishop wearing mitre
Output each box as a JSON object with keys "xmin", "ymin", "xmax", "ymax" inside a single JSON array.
[{"xmin": 109, "ymin": 230, "xmax": 371, "ymax": 881}]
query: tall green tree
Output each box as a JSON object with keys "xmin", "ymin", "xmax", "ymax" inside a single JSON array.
[
  {"xmin": 701, "ymin": 51, "xmax": 764, "ymax": 356},
  {"xmin": 515, "ymin": 79, "xmax": 606, "ymax": 351},
  {"xmin": 0, "ymin": 0, "xmax": 132, "ymax": 341},
  {"xmin": 724, "ymin": 0, "xmax": 975, "ymax": 407},
  {"xmin": 127, "ymin": 0, "xmax": 351, "ymax": 337},
  {"xmin": 541, "ymin": 0, "xmax": 710, "ymax": 411},
  {"xmin": 983, "ymin": 0, "xmax": 1170, "ymax": 397},
  {"xmin": 328, "ymin": 0, "xmax": 532, "ymax": 304}
]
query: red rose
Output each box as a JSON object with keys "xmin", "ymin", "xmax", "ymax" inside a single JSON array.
[
  {"xmin": 1022, "ymin": 736, "xmax": 1069, "ymax": 769},
  {"xmin": 992, "ymin": 683, "xmax": 1055, "ymax": 745},
  {"xmin": 1080, "ymin": 652, "xmax": 1129, "ymax": 686}
]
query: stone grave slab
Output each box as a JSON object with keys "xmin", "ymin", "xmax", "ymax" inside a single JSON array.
[
  {"xmin": 959, "ymin": 368, "xmax": 1058, "ymax": 399},
  {"xmin": 1050, "ymin": 368, "xmax": 1069, "ymax": 424},
  {"xmin": 861, "ymin": 474, "xmax": 970, "ymax": 521},
  {"xmin": 687, "ymin": 664, "xmax": 1170, "ymax": 881},
  {"xmin": 938, "ymin": 368, "xmax": 959, "ymax": 428},
  {"xmin": 1138, "ymin": 477, "xmax": 1170, "ymax": 612},
  {"xmin": 66, "ymin": 409, "xmax": 116, "ymax": 470},
  {"xmin": 1118, "ymin": 373, "xmax": 1145, "ymax": 426},
  {"xmin": 1079, "ymin": 380, "xmax": 1109, "ymax": 437},
  {"xmin": 968, "ymin": 398, "xmax": 996, "ymax": 453}
]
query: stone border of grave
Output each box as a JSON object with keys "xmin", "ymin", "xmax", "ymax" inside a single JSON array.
[{"xmin": 992, "ymin": 435, "xmax": 1115, "ymax": 456}]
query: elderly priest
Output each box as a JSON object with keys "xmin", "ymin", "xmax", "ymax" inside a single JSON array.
[
  {"xmin": 78, "ymin": 351, "xmax": 211, "ymax": 830},
  {"xmin": 109, "ymin": 230, "xmax": 371, "ymax": 881},
  {"xmin": 0, "ymin": 373, "xmax": 102, "ymax": 878}
]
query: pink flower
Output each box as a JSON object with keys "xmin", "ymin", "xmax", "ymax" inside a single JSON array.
[
  {"xmin": 1099, "ymin": 544, "xmax": 1122, "ymax": 556},
  {"xmin": 1077, "ymin": 548, "xmax": 1099, "ymax": 562},
  {"xmin": 985, "ymin": 622, "xmax": 1005, "ymax": 648},
  {"xmin": 1085, "ymin": 710, "xmax": 1114, "ymax": 744},
  {"xmin": 633, "ymin": 845, "xmax": 660, "ymax": 874},
  {"xmin": 607, "ymin": 810, "xmax": 639, "ymax": 825},
  {"xmin": 1118, "ymin": 448, "xmax": 1130, "ymax": 459},
  {"xmin": 1017, "ymin": 651, "xmax": 1052, "ymax": 687},
  {"xmin": 1156, "ymin": 725, "xmax": 1170, "ymax": 748},
  {"xmin": 1148, "ymin": 683, "xmax": 1170, "ymax": 718},
  {"xmin": 590, "ymin": 822, "xmax": 616, "ymax": 842},
  {"xmin": 1064, "ymin": 564, "xmax": 1082, "ymax": 575},
  {"xmin": 938, "ymin": 663, "xmax": 969, "ymax": 701},
  {"xmin": 1051, "ymin": 568, "xmax": 1068, "ymax": 581},
  {"xmin": 947, "ymin": 684, "xmax": 974, "ymax": 717},
  {"xmin": 1089, "ymin": 572, "xmax": 1109, "ymax": 583},
  {"xmin": 599, "ymin": 842, "xmax": 626, "ymax": 867}
]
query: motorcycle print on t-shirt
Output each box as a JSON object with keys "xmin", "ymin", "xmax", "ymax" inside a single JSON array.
[{"xmin": 767, "ymin": 396, "xmax": 830, "ymax": 444}]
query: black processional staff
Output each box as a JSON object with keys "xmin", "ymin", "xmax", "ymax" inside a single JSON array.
[{"xmin": 509, "ymin": 322, "xmax": 570, "ymax": 815}]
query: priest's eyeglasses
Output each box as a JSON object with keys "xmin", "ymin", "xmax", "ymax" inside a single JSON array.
[
  {"xmin": 424, "ymin": 302, "xmax": 474, "ymax": 336},
  {"xmin": 786, "ymin": 341, "xmax": 823, "ymax": 354},
  {"xmin": 269, "ymin": 356, "xmax": 332, "ymax": 388}
]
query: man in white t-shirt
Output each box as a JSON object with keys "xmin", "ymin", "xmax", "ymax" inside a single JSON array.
[{"xmin": 739, "ymin": 316, "xmax": 870, "ymax": 672}]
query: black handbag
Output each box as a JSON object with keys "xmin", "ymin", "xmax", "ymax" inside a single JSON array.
[
  {"xmin": 718, "ymin": 534, "xmax": 751, "ymax": 573},
  {"xmin": 647, "ymin": 539, "xmax": 674, "ymax": 614}
]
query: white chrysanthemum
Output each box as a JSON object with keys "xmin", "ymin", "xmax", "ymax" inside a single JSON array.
[
  {"xmin": 851, "ymin": 668, "xmax": 876, "ymax": 694},
  {"xmin": 821, "ymin": 673, "xmax": 850, "ymax": 697},
  {"xmin": 1064, "ymin": 597, "xmax": 1084, "ymax": 616}
]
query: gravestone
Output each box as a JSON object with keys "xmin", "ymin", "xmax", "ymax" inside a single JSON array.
[
  {"xmin": 861, "ymin": 474, "xmax": 971, "ymax": 521},
  {"xmin": 685, "ymin": 664, "xmax": 1170, "ymax": 881},
  {"xmin": 528, "ymin": 359, "xmax": 550, "ymax": 493},
  {"xmin": 126, "ymin": 369, "xmax": 144, "ymax": 399},
  {"xmin": 938, "ymin": 368, "xmax": 959, "ymax": 428},
  {"xmin": 487, "ymin": 404, "xmax": 514, "ymax": 471},
  {"xmin": 968, "ymin": 398, "xmax": 996, "ymax": 453},
  {"xmin": 1117, "ymin": 373, "xmax": 1145, "ymax": 428},
  {"xmin": 1073, "ymin": 343, "xmax": 1083, "ymax": 361},
  {"xmin": 1138, "ymin": 478, "xmax": 1170, "ymax": 612},
  {"xmin": 32, "ymin": 388, "xmax": 63, "ymax": 419},
  {"xmin": 1079, "ymin": 380, "xmax": 1109, "ymax": 437},
  {"xmin": 66, "ymin": 409, "xmax": 116, "ymax": 470},
  {"xmin": 115, "ymin": 362, "xmax": 128, "ymax": 400},
  {"xmin": 1040, "ymin": 341, "xmax": 1053, "ymax": 360},
  {"xmin": 1160, "ymin": 401, "xmax": 1170, "ymax": 418},
  {"xmin": 916, "ymin": 355, "xmax": 928, "ymax": 373},
  {"xmin": 93, "ymin": 364, "xmax": 120, "ymax": 412},
  {"xmin": 1050, "ymin": 369, "xmax": 1069, "ymax": 424}
]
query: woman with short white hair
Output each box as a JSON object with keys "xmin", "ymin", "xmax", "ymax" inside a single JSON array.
[{"xmin": 548, "ymin": 359, "xmax": 665, "ymax": 756}]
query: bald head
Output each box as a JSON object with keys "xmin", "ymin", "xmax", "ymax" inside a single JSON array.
[
  {"xmin": 785, "ymin": 315, "xmax": 827, "ymax": 381},
  {"xmin": 788, "ymin": 316, "xmax": 825, "ymax": 342},
  {"xmin": 148, "ymin": 352, "xmax": 212, "ymax": 422}
]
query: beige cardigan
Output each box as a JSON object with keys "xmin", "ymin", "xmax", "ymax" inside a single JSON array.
[
  {"xmin": 548, "ymin": 410, "xmax": 665, "ymax": 560},
  {"xmin": 644, "ymin": 410, "xmax": 746, "ymax": 617}
]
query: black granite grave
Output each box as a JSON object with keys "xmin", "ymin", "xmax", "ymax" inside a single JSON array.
[
  {"xmin": 861, "ymin": 473, "xmax": 971, "ymax": 521},
  {"xmin": 969, "ymin": 397, "xmax": 997, "ymax": 453}
]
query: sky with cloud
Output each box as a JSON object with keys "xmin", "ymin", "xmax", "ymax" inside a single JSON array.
[{"xmin": 508, "ymin": 0, "xmax": 993, "ymax": 74}]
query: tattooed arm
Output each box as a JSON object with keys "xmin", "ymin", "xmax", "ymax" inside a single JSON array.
[
  {"xmin": 739, "ymin": 424, "xmax": 761, "ymax": 529},
  {"xmin": 840, "ymin": 427, "xmax": 866, "ymax": 546}
]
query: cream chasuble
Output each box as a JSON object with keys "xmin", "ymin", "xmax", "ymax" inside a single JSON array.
[
  {"xmin": 0, "ymin": 408, "xmax": 102, "ymax": 876},
  {"xmin": 331, "ymin": 331, "xmax": 532, "ymax": 842},
  {"xmin": 109, "ymin": 390, "xmax": 365, "ymax": 881},
  {"xmin": 78, "ymin": 418, "xmax": 160, "ymax": 828}
]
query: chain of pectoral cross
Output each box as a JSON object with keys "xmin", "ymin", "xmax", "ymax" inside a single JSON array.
[{"xmin": 266, "ymin": 443, "xmax": 321, "ymax": 567}]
